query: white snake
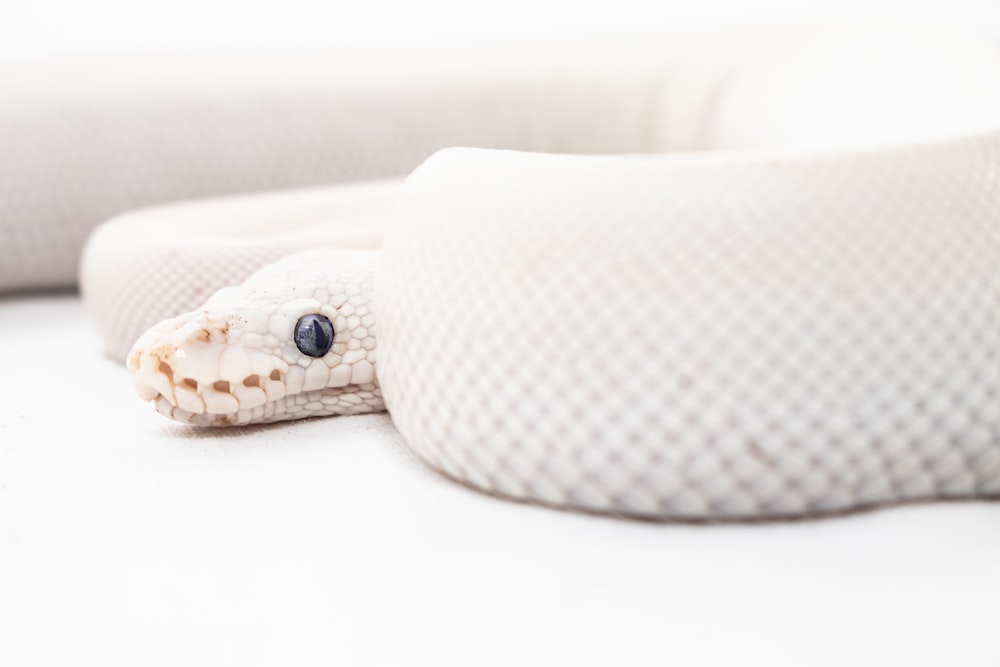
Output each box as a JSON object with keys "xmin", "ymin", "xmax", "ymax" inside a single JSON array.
[{"xmin": 7, "ymin": 24, "xmax": 1000, "ymax": 520}]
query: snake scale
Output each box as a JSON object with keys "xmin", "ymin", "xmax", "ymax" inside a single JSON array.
[{"xmin": 6, "ymin": 23, "xmax": 1000, "ymax": 519}]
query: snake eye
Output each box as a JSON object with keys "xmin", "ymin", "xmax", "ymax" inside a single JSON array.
[{"xmin": 294, "ymin": 314, "xmax": 335, "ymax": 357}]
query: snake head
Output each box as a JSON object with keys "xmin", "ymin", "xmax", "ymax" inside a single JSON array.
[{"xmin": 126, "ymin": 250, "xmax": 382, "ymax": 426}]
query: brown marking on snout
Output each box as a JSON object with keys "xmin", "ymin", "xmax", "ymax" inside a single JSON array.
[
  {"xmin": 196, "ymin": 321, "xmax": 232, "ymax": 344},
  {"xmin": 152, "ymin": 343, "xmax": 178, "ymax": 362}
]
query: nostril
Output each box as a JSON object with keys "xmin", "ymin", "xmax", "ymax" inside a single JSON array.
[
  {"xmin": 158, "ymin": 362, "xmax": 173, "ymax": 380},
  {"xmin": 182, "ymin": 378, "xmax": 198, "ymax": 390},
  {"xmin": 243, "ymin": 375, "xmax": 260, "ymax": 388},
  {"xmin": 269, "ymin": 370, "xmax": 281, "ymax": 381},
  {"xmin": 213, "ymin": 380, "xmax": 231, "ymax": 393}
]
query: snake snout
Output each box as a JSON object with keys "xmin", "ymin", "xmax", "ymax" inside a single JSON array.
[{"xmin": 127, "ymin": 312, "xmax": 289, "ymax": 425}]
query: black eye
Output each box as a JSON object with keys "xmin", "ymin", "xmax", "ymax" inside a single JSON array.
[{"xmin": 294, "ymin": 314, "xmax": 334, "ymax": 357}]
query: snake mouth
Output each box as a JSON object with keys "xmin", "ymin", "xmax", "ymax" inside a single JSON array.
[
  {"xmin": 129, "ymin": 342, "xmax": 383, "ymax": 427},
  {"xmin": 148, "ymin": 383, "xmax": 381, "ymax": 427},
  {"xmin": 131, "ymin": 349, "xmax": 292, "ymax": 426}
]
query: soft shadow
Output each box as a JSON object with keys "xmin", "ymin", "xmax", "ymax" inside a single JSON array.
[{"xmin": 0, "ymin": 285, "xmax": 78, "ymax": 301}]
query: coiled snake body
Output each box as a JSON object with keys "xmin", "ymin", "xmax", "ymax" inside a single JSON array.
[{"xmin": 9, "ymin": 25, "xmax": 1000, "ymax": 519}]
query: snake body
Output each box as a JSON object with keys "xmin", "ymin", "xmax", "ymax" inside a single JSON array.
[{"xmin": 11, "ymin": 24, "xmax": 1000, "ymax": 519}]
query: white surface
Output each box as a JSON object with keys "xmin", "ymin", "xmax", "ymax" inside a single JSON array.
[{"xmin": 1, "ymin": 294, "xmax": 999, "ymax": 666}]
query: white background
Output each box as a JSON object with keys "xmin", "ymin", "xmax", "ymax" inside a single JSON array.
[
  {"xmin": 1, "ymin": 0, "xmax": 999, "ymax": 55},
  {"xmin": 2, "ymin": 1, "xmax": 1000, "ymax": 666}
]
